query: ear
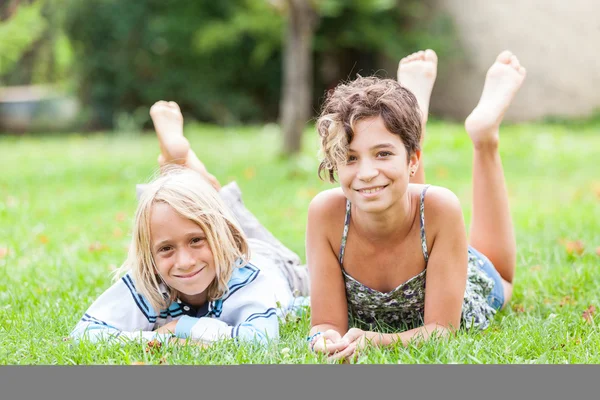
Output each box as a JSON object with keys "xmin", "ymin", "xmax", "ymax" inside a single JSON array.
[{"xmin": 409, "ymin": 149, "xmax": 421, "ymax": 172}]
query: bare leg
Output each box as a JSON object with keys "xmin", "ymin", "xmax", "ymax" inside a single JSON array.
[
  {"xmin": 464, "ymin": 51, "xmax": 526, "ymax": 305},
  {"xmin": 397, "ymin": 49, "xmax": 438, "ymax": 184},
  {"xmin": 149, "ymin": 101, "xmax": 221, "ymax": 190}
]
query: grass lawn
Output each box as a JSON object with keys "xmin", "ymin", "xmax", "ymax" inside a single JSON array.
[{"xmin": 1, "ymin": 120, "xmax": 599, "ymax": 364}]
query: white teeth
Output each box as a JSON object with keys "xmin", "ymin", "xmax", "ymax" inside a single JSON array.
[{"xmin": 360, "ymin": 186, "xmax": 384, "ymax": 194}]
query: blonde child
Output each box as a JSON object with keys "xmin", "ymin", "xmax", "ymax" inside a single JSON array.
[{"xmin": 71, "ymin": 105, "xmax": 309, "ymax": 345}]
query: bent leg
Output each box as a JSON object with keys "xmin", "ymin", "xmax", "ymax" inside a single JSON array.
[
  {"xmin": 397, "ymin": 49, "xmax": 438, "ymax": 184},
  {"xmin": 464, "ymin": 51, "xmax": 526, "ymax": 305},
  {"xmin": 150, "ymin": 100, "xmax": 221, "ymax": 191},
  {"xmin": 147, "ymin": 100, "xmax": 308, "ymax": 295}
]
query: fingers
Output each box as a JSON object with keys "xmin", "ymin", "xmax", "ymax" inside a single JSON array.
[
  {"xmin": 341, "ymin": 328, "xmax": 364, "ymax": 342},
  {"xmin": 327, "ymin": 342, "xmax": 358, "ymax": 362},
  {"xmin": 312, "ymin": 337, "xmax": 349, "ymax": 354}
]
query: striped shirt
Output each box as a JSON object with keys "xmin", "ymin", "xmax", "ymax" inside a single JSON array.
[{"xmin": 71, "ymin": 256, "xmax": 299, "ymax": 345}]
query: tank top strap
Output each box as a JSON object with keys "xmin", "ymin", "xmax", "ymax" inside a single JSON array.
[
  {"xmin": 338, "ymin": 199, "xmax": 352, "ymax": 265},
  {"xmin": 420, "ymin": 185, "xmax": 431, "ymax": 264}
]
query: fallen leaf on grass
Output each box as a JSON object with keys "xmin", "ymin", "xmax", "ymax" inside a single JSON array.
[
  {"xmin": 530, "ymin": 265, "xmax": 542, "ymax": 272},
  {"xmin": 559, "ymin": 296, "xmax": 577, "ymax": 307},
  {"xmin": 596, "ymin": 247, "xmax": 600, "ymax": 257},
  {"xmin": 131, "ymin": 361, "xmax": 146, "ymax": 365},
  {"xmin": 582, "ymin": 305, "xmax": 596, "ymax": 323},
  {"xmin": 512, "ymin": 304, "xmax": 525, "ymax": 313},
  {"xmin": 0, "ymin": 248, "xmax": 8, "ymax": 259},
  {"xmin": 159, "ymin": 357, "xmax": 168, "ymax": 365},
  {"xmin": 38, "ymin": 235, "xmax": 49, "ymax": 244},
  {"xmin": 115, "ymin": 212, "xmax": 127, "ymax": 222},
  {"xmin": 88, "ymin": 242, "xmax": 109, "ymax": 252},
  {"xmin": 559, "ymin": 239, "xmax": 585, "ymax": 256},
  {"xmin": 113, "ymin": 227, "xmax": 123, "ymax": 238},
  {"xmin": 145, "ymin": 340, "xmax": 162, "ymax": 353},
  {"xmin": 243, "ymin": 167, "xmax": 256, "ymax": 180}
]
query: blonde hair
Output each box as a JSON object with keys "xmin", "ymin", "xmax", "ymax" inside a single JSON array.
[
  {"xmin": 117, "ymin": 167, "xmax": 249, "ymax": 312},
  {"xmin": 317, "ymin": 76, "xmax": 422, "ymax": 182}
]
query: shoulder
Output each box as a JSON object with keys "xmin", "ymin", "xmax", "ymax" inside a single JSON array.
[
  {"xmin": 417, "ymin": 185, "xmax": 464, "ymax": 233},
  {"xmin": 308, "ymin": 188, "xmax": 347, "ymax": 228},
  {"xmin": 419, "ymin": 185, "xmax": 462, "ymax": 213},
  {"xmin": 224, "ymin": 263, "xmax": 262, "ymax": 300}
]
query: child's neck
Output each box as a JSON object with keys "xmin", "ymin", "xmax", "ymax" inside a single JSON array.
[
  {"xmin": 178, "ymin": 291, "xmax": 208, "ymax": 307},
  {"xmin": 352, "ymin": 193, "xmax": 415, "ymax": 243}
]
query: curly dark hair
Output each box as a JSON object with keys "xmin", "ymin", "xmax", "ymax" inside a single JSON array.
[{"xmin": 316, "ymin": 76, "xmax": 422, "ymax": 182}]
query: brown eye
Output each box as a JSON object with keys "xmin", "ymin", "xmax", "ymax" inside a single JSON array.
[{"xmin": 191, "ymin": 237, "xmax": 205, "ymax": 245}]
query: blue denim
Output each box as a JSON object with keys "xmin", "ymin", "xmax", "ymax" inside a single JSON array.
[{"xmin": 468, "ymin": 246, "xmax": 505, "ymax": 311}]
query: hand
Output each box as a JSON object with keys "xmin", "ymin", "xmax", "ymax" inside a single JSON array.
[
  {"xmin": 154, "ymin": 320, "xmax": 179, "ymax": 335},
  {"xmin": 310, "ymin": 329, "xmax": 348, "ymax": 355},
  {"xmin": 327, "ymin": 328, "xmax": 372, "ymax": 362}
]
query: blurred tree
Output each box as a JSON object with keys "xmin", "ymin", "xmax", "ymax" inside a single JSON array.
[
  {"xmin": 0, "ymin": 0, "xmax": 74, "ymax": 85},
  {"xmin": 63, "ymin": 0, "xmax": 454, "ymax": 139}
]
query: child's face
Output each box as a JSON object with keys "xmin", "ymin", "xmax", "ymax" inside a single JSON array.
[
  {"xmin": 337, "ymin": 116, "xmax": 418, "ymax": 213},
  {"xmin": 150, "ymin": 202, "xmax": 216, "ymax": 306}
]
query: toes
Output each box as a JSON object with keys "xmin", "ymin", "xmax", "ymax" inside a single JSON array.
[
  {"xmin": 496, "ymin": 50, "xmax": 513, "ymax": 64},
  {"xmin": 424, "ymin": 49, "xmax": 438, "ymax": 64},
  {"xmin": 168, "ymin": 101, "xmax": 181, "ymax": 111},
  {"xmin": 510, "ymin": 55, "xmax": 520, "ymax": 69},
  {"xmin": 518, "ymin": 66, "xmax": 527, "ymax": 76}
]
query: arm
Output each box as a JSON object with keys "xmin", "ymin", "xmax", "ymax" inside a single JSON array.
[
  {"xmin": 306, "ymin": 191, "xmax": 352, "ymax": 353},
  {"xmin": 71, "ymin": 274, "xmax": 171, "ymax": 343},
  {"xmin": 332, "ymin": 187, "xmax": 468, "ymax": 359}
]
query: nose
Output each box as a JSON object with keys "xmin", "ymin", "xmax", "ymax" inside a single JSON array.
[
  {"xmin": 175, "ymin": 248, "xmax": 196, "ymax": 270},
  {"xmin": 356, "ymin": 159, "xmax": 379, "ymax": 182}
]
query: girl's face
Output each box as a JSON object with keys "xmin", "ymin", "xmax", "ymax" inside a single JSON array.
[
  {"xmin": 337, "ymin": 116, "xmax": 419, "ymax": 213},
  {"xmin": 150, "ymin": 202, "xmax": 216, "ymax": 306}
]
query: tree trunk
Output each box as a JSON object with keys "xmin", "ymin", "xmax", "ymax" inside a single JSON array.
[{"xmin": 279, "ymin": 0, "xmax": 317, "ymax": 155}]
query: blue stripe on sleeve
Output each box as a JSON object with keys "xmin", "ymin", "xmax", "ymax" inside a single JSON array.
[
  {"xmin": 121, "ymin": 276, "xmax": 156, "ymax": 323},
  {"xmin": 244, "ymin": 308, "xmax": 277, "ymax": 322},
  {"xmin": 224, "ymin": 265, "xmax": 260, "ymax": 300}
]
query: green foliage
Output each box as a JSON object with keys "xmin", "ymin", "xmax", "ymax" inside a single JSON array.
[
  {"xmin": 64, "ymin": 0, "xmax": 284, "ymax": 128},
  {"xmin": 63, "ymin": 0, "xmax": 456, "ymax": 128},
  {"xmin": 0, "ymin": 2, "xmax": 47, "ymax": 78},
  {"xmin": 0, "ymin": 0, "xmax": 75, "ymax": 86}
]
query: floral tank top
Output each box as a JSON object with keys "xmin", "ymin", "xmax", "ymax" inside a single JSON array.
[{"xmin": 339, "ymin": 185, "xmax": 497, "ymax": 332}]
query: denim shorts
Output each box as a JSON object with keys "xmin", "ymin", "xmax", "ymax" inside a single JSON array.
[{"xmin": 468, "ymin": 246, "xmax": 505, "ymax": 311}]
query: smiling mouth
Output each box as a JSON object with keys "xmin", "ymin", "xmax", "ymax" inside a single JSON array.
[
  {"xmin": 175, "ymin": 267, "xmax": 204, "ymax": 279},
  {"xmin": 355, "ymin": 185, "xmax": 388, "ymax": 195}
]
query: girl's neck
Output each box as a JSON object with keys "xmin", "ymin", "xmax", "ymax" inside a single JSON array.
[{"xmin": 351, "ymin": 191, "xmax": 415, "ymax": 243}]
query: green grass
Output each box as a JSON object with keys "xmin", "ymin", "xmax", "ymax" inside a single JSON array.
[{"xmin": 1, "ymin": 120, "xmax": 599, "ymax": 364}]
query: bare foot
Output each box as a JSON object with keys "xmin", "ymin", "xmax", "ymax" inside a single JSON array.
[
  {"xmin": 397, "ymin": 49, "xmax": 438, "ymax": 129},
  {"xmin": 465, "ymin": 51, "xmax": 526, "ymax": 149},
  {"xmin": 149, "ymin": 101, "xmax": 190, "ymax": 163}
]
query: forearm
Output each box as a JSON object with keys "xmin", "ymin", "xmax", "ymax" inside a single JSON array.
[{"xmin": 367, "ymin": 323, "xmax": 451, "ymax": 347}]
